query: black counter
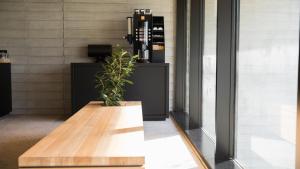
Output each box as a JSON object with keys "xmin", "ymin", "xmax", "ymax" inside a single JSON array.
[
  {"xmin": 71, "ymin": 63, "xmax": 169, "ymax": 120},
  {"xmin": 0, "ymin": 63, "xmax": 12, "ymax": 117}
]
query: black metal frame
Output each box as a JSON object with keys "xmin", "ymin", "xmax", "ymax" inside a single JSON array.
[
  {"xmin": 188, "ymin": 0, "xmax": 205, "ymax": 129},
  {"xmin": 174, "ymin": 0, "xmax": 238, "ymax": 162},
  {"xmin": 174, "ymin": 0, "xmax": 188, "ymax": 112},
  {"xmin": 215, "ymin": 0, "xmax": 238, "ymax": 161}
]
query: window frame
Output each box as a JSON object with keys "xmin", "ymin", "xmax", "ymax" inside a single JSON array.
[
  {"xmin": 174, "ymin": 0, "xmax": 300, "ymax": 168},
  {"xmin": 188, "ymin": 0, "xmax": 205, "ymax": 129},
  {"xmin": 215, "ymin": 0, "xmax": 238, "ymax": 161}
]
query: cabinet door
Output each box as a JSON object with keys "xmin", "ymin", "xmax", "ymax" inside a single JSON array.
[
  {"xmin": 0, "ymin": 63, "xmax": 12, "ymax": 116},
  {"xmin": 71, "ymin": 64, "xmax": 102, "ymax": 113},
  {"xmin": 125, "ymin": 65, "xmax": 168, "ymax": 120}
]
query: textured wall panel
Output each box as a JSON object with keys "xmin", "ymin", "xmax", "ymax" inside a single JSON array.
[{"xmin": 0, "ymin": 0, "xmax": 176, "ymax": 114}]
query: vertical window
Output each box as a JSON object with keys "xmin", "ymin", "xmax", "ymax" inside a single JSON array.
[
  {"xmin": 185, "ymin": 0, "xmax": 191, "ymax": 113},
  {"xmin": 202, "ymin": 0, "xmax": 217, "ymax": 141},
  {"xmin": 236, "ymin": 0, "xmax": 300, "ymax": 168}
]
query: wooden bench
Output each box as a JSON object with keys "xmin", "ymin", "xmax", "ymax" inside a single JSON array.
[{"xmin": 18, "ymin": 101, "xmax": 145, "ymax": 169}]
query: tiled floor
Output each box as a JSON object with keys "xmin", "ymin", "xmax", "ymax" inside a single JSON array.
[{"xmin": 0, "ymin": 114, "xmax": 200, "ymax": 169}]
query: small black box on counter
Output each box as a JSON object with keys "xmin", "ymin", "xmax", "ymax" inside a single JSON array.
[{"xmin": 88, "ymin": 45, "xmax": 112, "ymax": 62}]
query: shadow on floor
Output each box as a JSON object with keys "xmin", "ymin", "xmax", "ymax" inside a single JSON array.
[
  {"xmin": 0, "ymin": 137, "xmax": 42, "ymax": 169},
  {"xmin": 0, "ymin": 114, "xmax": 66, "ymax": 169}
]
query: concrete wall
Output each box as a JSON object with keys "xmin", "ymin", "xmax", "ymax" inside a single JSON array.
[{"xmin": 0, "ymin": 0, "xmax": 176, "ymax": 115}]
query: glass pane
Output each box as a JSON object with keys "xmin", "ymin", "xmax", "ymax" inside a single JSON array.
[
  {"xmin": 185, "ymin": 0, "xmax": 191, "ymax": 113},
  {"xmin": 236, "ymin": 0, "xmax": 300, "ymax": 169},
  {"xmin": 202, "ymin": 0, "xmax": 217, "ymax": 141}
]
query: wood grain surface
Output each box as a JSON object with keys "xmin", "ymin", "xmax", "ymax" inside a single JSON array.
[
  {"xmin": 18, "ymin": 101, "xmax": 145, "ymax": 168},
  {"xmin": 23, "ymin": 167, "xmax": 144, "ymax": 169}
]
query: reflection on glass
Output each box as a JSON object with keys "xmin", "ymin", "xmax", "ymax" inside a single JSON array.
[
  {"xmin": 202, "ymin": 0, "xmax": 217, "ymax": 141},
  {"xmin": 185, "ymin": 0, "xmax": 191, "ymax": 113},
  {"xmin": 236, "ymin": 0, "xmax": 299, "ymax": 168}
]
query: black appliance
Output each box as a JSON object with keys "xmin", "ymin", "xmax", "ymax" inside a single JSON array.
[
  {"xmin": 88, "ymin": 44, "xmax": 112, "ymax": 62},
  {"xmin": 124, "ymin": 9, "xmax": 165, "ymax": 63}
]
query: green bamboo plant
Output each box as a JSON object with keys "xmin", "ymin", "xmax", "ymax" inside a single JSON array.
[{"xmin": 95, "ymin": 46, "xmax": 138, "ymax": 106}]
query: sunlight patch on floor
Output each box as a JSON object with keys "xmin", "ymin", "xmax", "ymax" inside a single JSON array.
[{"xmin": 144, "ymin": 119, "xmax": 199, "ymax": 169}]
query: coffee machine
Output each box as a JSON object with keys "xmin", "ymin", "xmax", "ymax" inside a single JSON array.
[
  {"xmin": 125, "ymin": 9, "xmax": 152, "ymax": 63},
  {"xmin": 124, "ymin": 9, "xmax": 165, "ymax": 63}
]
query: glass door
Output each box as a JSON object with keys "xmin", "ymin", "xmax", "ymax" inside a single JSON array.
[
  {"xmin": 235, "ymin": 0, "xmax": 300, "ymax": 168},
  {"xmin": 202, "ymin": 0, "xmax": 217, "ymax": 141}
]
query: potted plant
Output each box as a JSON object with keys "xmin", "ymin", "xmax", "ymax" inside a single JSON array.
[{"xmin": 95, "ymin": 45, "xmax": 138, "ymax": 106}]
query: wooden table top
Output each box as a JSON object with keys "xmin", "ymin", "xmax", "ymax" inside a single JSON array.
[{"xmin": 19, "ymin": 101, "xmax": 145, "ymax": 168}]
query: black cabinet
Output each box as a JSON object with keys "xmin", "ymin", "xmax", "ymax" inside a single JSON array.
[
  {"xmin": 0, "ymin": 63, "xmax": 12, "ymax": 117},
  {"xmin": 71, "ymin": 63, "xmax": 169, "ymax": 120}
]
